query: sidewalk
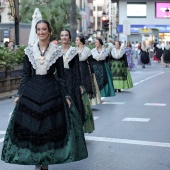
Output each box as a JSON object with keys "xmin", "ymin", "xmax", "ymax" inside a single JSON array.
[{"xmin": 0, "ymin": 90, "xmax": 17, "ymax": 101}]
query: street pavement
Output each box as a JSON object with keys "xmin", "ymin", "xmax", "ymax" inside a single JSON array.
[{"xmin": 0, "ymin": 60, "xmax": 170, "ymax": 170}]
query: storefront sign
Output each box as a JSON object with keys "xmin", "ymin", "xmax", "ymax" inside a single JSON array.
[
  {"xmin": 156, "ymin": 3, "xmax": 170, "ymax": 18},
  {"xmin": 118, "ymin": 25, "xmax": 170, "ymax": 33}
]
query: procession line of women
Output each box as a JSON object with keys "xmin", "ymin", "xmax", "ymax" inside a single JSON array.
[
  {"xmin": 137, "ymin": 40, "xmax": 170, "ymax": 68},
  {"xmin": 1, "ymin": 20, "xmax": 134, "ymax": 170}
]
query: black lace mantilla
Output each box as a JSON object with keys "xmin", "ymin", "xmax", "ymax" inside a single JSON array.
[{"xmin": 79, "ymin": 61, "xmax": 96, "ymax": 98}]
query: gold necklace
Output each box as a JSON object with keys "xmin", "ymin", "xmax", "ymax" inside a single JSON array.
[{"xmin": 37, "ymin": 42, "xmax": 50, "ymax": 65}]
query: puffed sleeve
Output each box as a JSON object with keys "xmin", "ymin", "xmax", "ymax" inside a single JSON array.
[
  {"xmin": 55, "ymin": 56, "xmax": 69, "ymax": 97},
  {"xmin": 17, "ymin": 55, "xmax": 32, "ymax": 96}
]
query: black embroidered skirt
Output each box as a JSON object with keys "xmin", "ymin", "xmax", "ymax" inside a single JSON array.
[
  {"xmin": 163, "ymin": 50, "xmax": 170, "ymax": 63},
  {"xmin": 92, "ymin": 60, "xmax": 108, "ymax": 91},
  {"xmin": 1, "ymin": 74, "xmax": 88, "ymax": 165},
  {"xmin": 11, "ymin": 74, "xmax": 67, "ymax": 151},
  {"xmin": 64, "ymin": 68, "xmax": 85, "ymax": 123}
]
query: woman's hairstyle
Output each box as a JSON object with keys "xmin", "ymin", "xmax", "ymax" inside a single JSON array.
[
  {"xmin": 96, "ymin": 38, "xmax": 103, "ymax": 45},
  {"xmin": 60, "ymin": 29, "xmax": 71, "ymax": 40},
  {"xmin": 127, "ymin": 42, "xmax": 132, "ymax": 48},
  {"xmin": 77, "ymin": 34, "xmax": 85, "ymax": 45},
  {"xmin": 35, "ymin": 20, "xmax": 52, "ymax": 33},
  {"xmin": 116, "ymin": 41, "xmax": 121, "ymax": 47}
]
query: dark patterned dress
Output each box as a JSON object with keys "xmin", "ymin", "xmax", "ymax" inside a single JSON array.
[
  {"xmin": 77, "ymin": 46, "xmax": 97, "ymax": 133},
  {"xmin": 62, "ymin": 46, "xmax": 94, "ymax": 133},
  {"xmin": 91, "ymin": 48, "xmax": 115, "ymax": 97},
  {"xmin": 1, "ymin": 43, "xmax": 88, "ymax": 165},
  {"xmin": 62, "ymin": 46, "xmax": 85, "ymax": 123},
  {"xmin": 110, "ymin": 48, "xmax": 133, "ymax": 90},
  {"xmin": 137, "ymin": 46, "xmax": 151, "ymax": 66},
  {"xmin": 162, "ymin": 45, "xmax": 170, "ymax": 67},
  {"xmin": 154, "ymin": 44, "xmax": 163, "ymax": 61},
  {"xmin": 77, "ymin": 46, "xmax": 101, "ymax": 105},
  {"xmin": 125, "ymin": 47, "xmax": 136, "ymax": 71}
]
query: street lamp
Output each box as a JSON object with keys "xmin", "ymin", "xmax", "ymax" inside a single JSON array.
[{"xmin": 8, "ymin": 0, "xmax": 19, "ymax": 45}]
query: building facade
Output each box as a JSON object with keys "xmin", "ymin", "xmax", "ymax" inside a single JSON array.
[
  {"xmin": 0, "ymin": 0, "xmax": 12, "ymax": 23},
  {"xmin": 118, "ymin": 0, "xmax": 170, "ymax": 43},
  {"xmin": 76, "ymin": 0, "xmax": 93, "ymax": 36}
]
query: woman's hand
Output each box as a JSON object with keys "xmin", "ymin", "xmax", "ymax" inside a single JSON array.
[
  {"xmin": 13, "ymin": 96, "xmax": 19, "ymax": 105},
  {"xmin": 66, "ymin": 98, "xmax": 71, "ymax": 108},
  {"xmin": 80, "ymin": 86, "xmax": 84, "ymax": 94}
]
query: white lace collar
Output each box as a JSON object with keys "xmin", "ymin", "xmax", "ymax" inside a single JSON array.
[
  {"xmin": 61, "ymin": 46, "xmax": 77, "ymax": 63},
  {"xmin": 164, "ymin": 44, "xmax": 170, "ymax": 50},
  {"xmin": 24, "ymin": 42, "xmax": 62, "ymax": 75},
  {"xmin": 59, "ymin": 46, "xmax": 77, "ymax": 68},
  {"xmin": 91, "ymin": 48, "xmax": 108, "ymax": 61},
  {"xmin": 141, "ymin": 46, "xmax": 148, "ymax": 51},
  {"xmin": 156, "ymin": 44, "xmax": 162, "ymax": 49},
  {"xmin": 76, "ymin": 46, "xmax": 91, "ymax": 61},
  {"xmin": 111, "ymin": 48, "xmax": 125, "ymax": 59}
]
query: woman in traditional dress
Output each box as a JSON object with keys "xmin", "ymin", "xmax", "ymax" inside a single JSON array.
[
  {"xmin": 148, "ymin": 41, "xmax": 154, "ymax": 59},
  {"xmin": 75, "ymin": 34, "xmax": 101, "ymax": 106},
  {"xmin": 60, "ymin": 29, "xmax": 94, "ymax": 133},
  {"xmin": 91, "ymin": 38, "xmax": 115, "ymax": 97},
  {"xmin": 154, "ymin": 41, "xmax": 163, "ymax": 62},
  {"xmin": 110, "ymin": 41, "xmax": 133, "ymax": 92},
  {"xmin": 138, "ymin": 41, "xmax": 151, "ymax": 68},
  {"xmin": 75, "ymin": 34, "xmax": 97, "ymax": 133},
  {"xmin": 162, "ymin": 41, "xmax": 170, "ymax": 67},
  {"xmin": 125, "ymin": 42, "xmax": 136, "ymax": 71},
  {"xmin": 1, "ymin": 20, "xmax": 88, "ymax": 170},
  {"xmin": 59, "ymin": 29, "xmax": 85, "ymax": 123}
]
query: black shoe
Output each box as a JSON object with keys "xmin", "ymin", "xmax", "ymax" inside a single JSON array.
[{"xmin": 118, "ymin": 89, "xmax": 121, "ymax": 92}]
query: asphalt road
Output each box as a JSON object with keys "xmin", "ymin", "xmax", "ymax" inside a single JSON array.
[{"xmin": 0, "ymin": 60, "xmax": 170, "ymax": 170}]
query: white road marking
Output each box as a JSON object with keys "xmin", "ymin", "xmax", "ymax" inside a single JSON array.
[
  {"xmin": 93, "ymin": 117, "xmax": 99, "ymax": 120},
  {"xmin": 85, "ymin": 136, "xmax": 170, "ymax": 148},
  {"xmin": 133, "ymin": 72, "xmax": 164, "ymax": 86},
  {"xmin": 101, "ymin": 97, "xmax": 106, "ymax": 100},
  {"xmin": 102, "ymin": 102, "xmax": 125, "ymax": 105},
  {"xmin": 0, "ymin": 137, "xmax": 4, "ymax": 143},
  {"xmin": 144, "ymin": 103, "xmax": 166, "ymax": 106},
  {"xmin": 0, "ymin": 131, "xmax": 6, "ymax": 134},
  {"xmin": 122, "ymin": 118, "xmax": 150, "ymax": 122},
  {"xmin": 133, "ymin": 83, "xmax": 139, "ymax": 85}
]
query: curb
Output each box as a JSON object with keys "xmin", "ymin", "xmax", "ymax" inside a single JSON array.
[{"xmin": 0, "ymin": 90, "xmax": 17, "ymax": 101}]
